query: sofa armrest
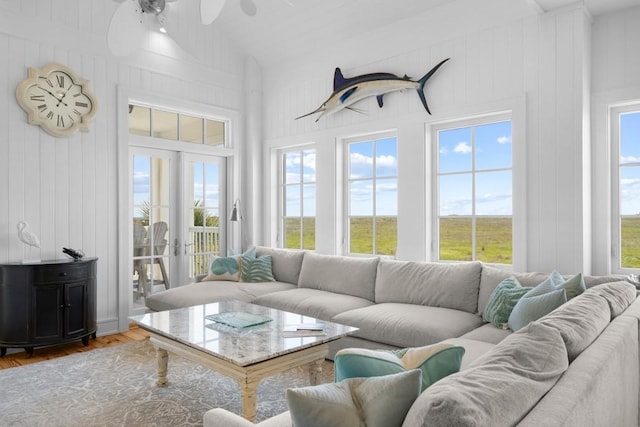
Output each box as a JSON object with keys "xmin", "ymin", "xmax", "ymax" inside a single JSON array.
[{"xmin": 203, "ymin": 409, "xmax": 292, "ymax": 427}]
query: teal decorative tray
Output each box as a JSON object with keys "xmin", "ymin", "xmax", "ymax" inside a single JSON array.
[{"xmin": 205, "ymin": 312, "xmax": 273, "ymax": 329}]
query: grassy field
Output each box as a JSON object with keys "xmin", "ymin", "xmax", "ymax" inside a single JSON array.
[
  {"xmin": 622, "ymin": 216, "xmax": 640, "ymax": 268},
  {"xmin": 439, "ymin": 216, "xmax": 512, "ymax": 264},
  {"xmin": 284, "ymin": 215, "xmax": 640, "ymax": 267}
]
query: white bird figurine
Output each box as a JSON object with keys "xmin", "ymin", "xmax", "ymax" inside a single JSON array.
[{"xmin": 17, "ymin": 221, "xmax": 40, "ymax": 248}]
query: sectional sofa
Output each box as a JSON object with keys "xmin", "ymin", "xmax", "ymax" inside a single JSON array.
[{"xmin": 144, "ymin": 246, "xmax": 640, "ymax": 426}]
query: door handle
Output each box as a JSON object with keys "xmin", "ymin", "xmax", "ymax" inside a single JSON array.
[
  {"xmin": 172, "ymin": 238, "xmax": 181, "ymax": 256},
  {"xmin": 184, "ymin": 241, "xmax": 193, "ymax": 255}
]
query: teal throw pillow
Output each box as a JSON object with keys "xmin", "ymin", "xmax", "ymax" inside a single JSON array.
[
  {"xmin": 287, "ymin": 370, "xmax": 421, "ymax": 427},
  {"xmin": 508, "ymin": 277, "xmax": 567, "ymax": 331},
  {"xmin": 240, "ymin": 254, "xmax": 275, "ymax": 282},
  {"xmin": 547, "ymin": 270, "xmax": 586, "ymax": 300},
  {"xmin": 203, "ymin": 255, "xmax": 241, "ymax": 281},
  {"xmin": 334, "ymin": 343, "xmax": 464, "ymax": 392},
  {"xmin": 482, "ymin": 277, "xmax": 532, "ymax": 328}
]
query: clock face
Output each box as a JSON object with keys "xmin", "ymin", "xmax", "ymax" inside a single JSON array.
[{"xmin": 16, "ymin": 64, "xmax": 98, "ymax": 137}]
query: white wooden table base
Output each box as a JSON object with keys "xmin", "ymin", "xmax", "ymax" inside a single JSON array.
[{"xmin": 148, "ymin": 333, "xmax": 328, "ymax": 422}]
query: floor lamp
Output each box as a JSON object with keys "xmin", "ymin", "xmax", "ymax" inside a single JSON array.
[{"xmin": 230, "ymin": 199, "xmax": 242, "ymax": 253}]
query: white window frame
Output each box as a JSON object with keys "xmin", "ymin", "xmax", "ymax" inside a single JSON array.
[
  {"xmin": 431, "ymin": 112, "xmax": 514, "ymax": 266},
  {"xmin": 611, "ymin": 103, "xmax": 640, "ymax": 273},
  {"xmin": 278, "ymin": 145, "xmax": 317, "ymax": 250},
  {"xmin": 343, "ymin": 131, "xmax": 398, "ymax": 257}
]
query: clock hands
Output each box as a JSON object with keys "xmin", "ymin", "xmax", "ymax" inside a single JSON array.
[{"xmin": 38, "ymin": 86, "xmax": 68, "ymax": 107}]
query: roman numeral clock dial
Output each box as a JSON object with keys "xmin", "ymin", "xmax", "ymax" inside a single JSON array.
[{"xmin": 15, "ymin": 63, "xmax": 98, "ymax": 138}]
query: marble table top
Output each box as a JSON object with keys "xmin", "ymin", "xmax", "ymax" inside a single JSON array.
[{"xmin": 130, "ymin": 300, "xmax": 358, "ymax": 366}]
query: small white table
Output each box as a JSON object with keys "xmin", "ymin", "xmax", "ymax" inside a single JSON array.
[{"xmin": 130, "ymin": 301, "xmax": 357, "ymax": 421}]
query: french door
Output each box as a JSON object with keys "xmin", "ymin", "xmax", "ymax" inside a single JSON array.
[{"xmin": 130, "ymin": 148, "xmax": 226, "ymax": 312}]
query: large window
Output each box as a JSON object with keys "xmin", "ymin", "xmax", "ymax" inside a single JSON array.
[
  {"xmin": 435, "ymin": 114, "xmax": 512, "ymax": 264},
  {"xmin": 281, "ymin": 148, "xmax": 316, "ymax": 249},
  {"xmin": 612, "ymin": 105, "xmax": 640, "ymax": 271},
  {"xmin": 346, "ymin": 134, "xmax": 398, "ymax": 256}
]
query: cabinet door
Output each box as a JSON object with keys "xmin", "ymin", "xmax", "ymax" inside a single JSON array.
[
  {"xmin": 65, "ymin": 282, "xmax": 86, "ymax": 337},
  {"xmin": 33, "ymin": 285, "xmax": 64, "ymax": 342}
]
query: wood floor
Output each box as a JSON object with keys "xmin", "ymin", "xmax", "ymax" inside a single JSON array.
[{"xmin": 0, "ymin": 325, "xmax": 149, "ymax": 370}]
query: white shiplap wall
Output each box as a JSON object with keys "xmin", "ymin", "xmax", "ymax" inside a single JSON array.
[
  {"xmin": 0, "ymin": 0, "xmax": 245, "ymax": 333},
  {"xmin": 260, "ymin": 0, "xmax": 595, "ymax": 274}
]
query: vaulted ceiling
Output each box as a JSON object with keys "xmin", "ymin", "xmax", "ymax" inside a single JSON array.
[{"xmin": 208, "ymin": 0, "xmax": 640, "ymax": 68}]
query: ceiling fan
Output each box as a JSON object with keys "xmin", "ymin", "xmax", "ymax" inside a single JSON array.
[
  {"xmin": 107, "ymin": 0, "xmax": 231, "ymax": 57},
  {"xmin": 108, "ymin": 0, "xmax": 292, "ymax": 57}
]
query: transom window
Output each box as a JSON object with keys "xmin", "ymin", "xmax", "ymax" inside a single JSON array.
[
  {"xmin": 128, "ymin": 103, "xmax": 226, "ymax": 147},
  {"xmin": 346, "ymin": 133, "xmax": 398, "ymax": 256},
  {"xmin": 434, "ymin": 114, "xmax": 512, "ymax": 264},
  {"xmin": 612, "ymin": 104, "xmax": 640, "ymax": 271},
  {"xmin": 280, "ymin": 148, "xmax": 316, "ymax": 250}
]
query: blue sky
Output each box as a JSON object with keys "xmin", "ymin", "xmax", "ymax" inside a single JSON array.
[
  {"xmin": 133, "ymin": 157, "xmax": 220, "ymax": 220},
  {"xmin": 348, "ymin": 137, "xmax": 398, "ymax": 216},
  {"xmin": 439, "ymin": 121, "xmax": 512, "ymax": 216},
  {"xmin": 285, "ymin": 150, "xmax": 317, "ymax": 216},
  {"xmin": 620, "ymin": 111, "xmax": 640, "ymax": 215}
]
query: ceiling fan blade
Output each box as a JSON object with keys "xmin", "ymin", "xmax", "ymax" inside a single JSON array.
[
  {"xmin": 162, "ymin": 0, "xmax": 201, "ymax": 58},
  {"xmin": 240, "ymin": 0, "xmax": 256, "ymax": 17},
  {"xmin": 108, "ymin": 0, "xmax": 146, "ymax": 56},
  {"xmin": 200, "ymin": 0, "xmax": 226, "ymax": 25}
]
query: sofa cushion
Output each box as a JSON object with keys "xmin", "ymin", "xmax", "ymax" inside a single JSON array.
[
  {"xmin": 586, "ymin": 281, "xmax": 637, "ymax": 318},
  {"xmin": 144, "ymin": 281, "xmax": 296, "ymax": 311},
  {"xmin": 334, "ymin": 343, "xmax": 464, "ymax": 391},
  {"xmin": 458, "ymin": 323, "xmax": 512, "ymax": 345},
  {"xmin": 477, "ymin": 265, "xmax": 549, "ymax": 316},
  {"xmin": 256, "ymin": 246, "xmax": 305, "ymax": 284},
  {"xmin": 287, "ymin": 370, "xmax": 421, "ymax": 427},
  {"xmin": 537, "ymin": 290, "xmax": 611, "ymax": 361},
  {"xmin": 375, "ymin": 260, "xmax": 481, "ymax": 313},
  {"xmin": 403, "ymin": 322, "xmax": 569, "ymax": 427},
  {"xmin": 253, "ymin": 288, "xmax": 374, "ymax": 321},
  {"xmin": 332, "ymin": 303, "xmax": 484, "ymax": 348},
  {"xmin": 507, "ymin": 279, "xmax": 567, "ymax": 331},
  {"xmin": 441, "ymin": 338, "xmax": 497, "ymax": 370},
  {"xmin": 297, "ymin": 252, "xmax": 379, "ymax": 301},
  {"xmin": 482, "ymin": 276, "xmax": 531, "ymax": 328}
]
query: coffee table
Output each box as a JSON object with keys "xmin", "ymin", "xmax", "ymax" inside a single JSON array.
[{"xmin": 129, "ymin": 300, "xmax": 358, "ymax": 421}]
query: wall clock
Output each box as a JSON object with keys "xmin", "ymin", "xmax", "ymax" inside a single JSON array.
[{"xmin": 15, "ymin": 63, "xmax": 98, "ymax": 138}]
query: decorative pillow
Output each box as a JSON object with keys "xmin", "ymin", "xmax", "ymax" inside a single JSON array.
[
  {"xmin": 240, "ymin": 254, "xmax": 275, "ymax": 282},
  {"xmin": 203, "ymin": 255, "xmax": 242, "ymax": 282},
  {"xmin": 203, "ymin": 248, "xmax": 257, "ymax": 282},
  {"xmin": 547, "ymin": 270, "xmax": 586, "ymax": 300},
  {"xmin": 508, "ymin": 278, "xmax": 567, "ymax": 331},
  {"xmin": 334, "ymin": 343, "xmax": 464, "ymax": 392},
  {"xmin": 482, "ymin": 277, "xmax": 532, "ymax": 328},
  {"xmin": 286, "ymin": 370, "xmax": 422, "ymax": 427}
]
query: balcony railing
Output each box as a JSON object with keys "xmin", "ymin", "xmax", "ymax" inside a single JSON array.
[{"xmin": 188, "ymin": 226, "xmax": 220, "ymax": 277}]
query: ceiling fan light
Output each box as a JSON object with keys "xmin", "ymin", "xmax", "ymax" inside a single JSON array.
[{"xmin": 159, "ymin": 27, "xmax": 167, "ymax": 33}]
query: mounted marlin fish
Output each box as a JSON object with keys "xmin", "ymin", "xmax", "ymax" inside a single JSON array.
[{"xmin": 295, "ymin": 58, "xmax": 450, "ymax": 122}]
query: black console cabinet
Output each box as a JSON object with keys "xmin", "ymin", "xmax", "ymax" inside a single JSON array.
[{"xmin": 0, "ymin": 258, "xmax": 97, "ymax": 356}]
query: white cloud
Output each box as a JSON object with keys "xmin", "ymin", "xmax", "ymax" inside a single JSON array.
[
  {"xmin": 497, "ymin": 136, "xmax": 511, "ymax": 144},
  {"xmin": 454, "ymin": 142, "xmax": 472, "ymax": 154},
  {"xmin": 621, "ymin": 155, "xmax": 640, "ymax": 163}
]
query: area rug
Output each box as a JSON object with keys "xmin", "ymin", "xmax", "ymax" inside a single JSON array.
[{"xmin": 0, "ymin": 339, "xmax": 334, "ymax": 426}]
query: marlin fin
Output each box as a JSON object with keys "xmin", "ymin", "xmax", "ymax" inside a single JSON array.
[
  {"xmin": 417, "ymin": 58, "xmax": 450, "ymax": 115},
  {"xmin": 339, "ymin": 87, "xmax": 358, "ymax": 104},
  {"xmin": 346, "ymin": 106, "xmax": 367, "ymax": 115},
  {"xmin": 333, "ymin": 67, "xmax": 346, "ymax": 91},
  {"xmin": 376, "ymin": 95, "xmax": 384, "ymax": 108}
]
